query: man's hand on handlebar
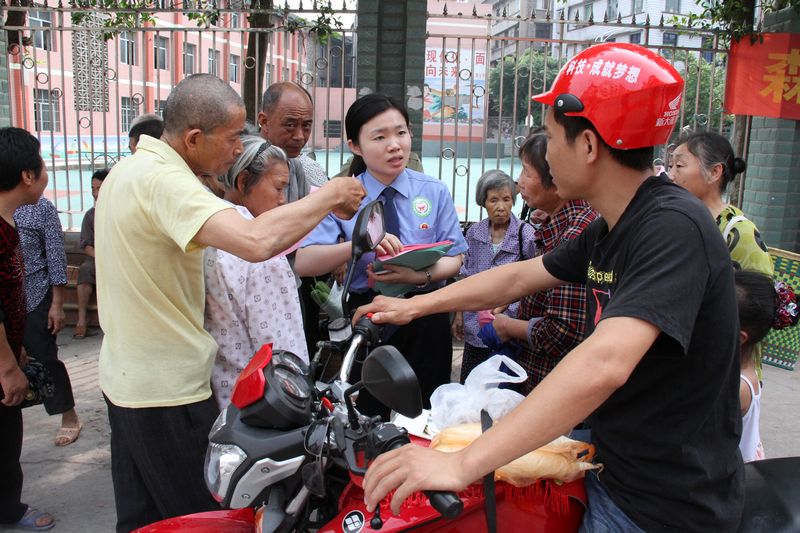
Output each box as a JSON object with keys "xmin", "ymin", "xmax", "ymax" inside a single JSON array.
[
  {"xmin": 363, "ymin": 444, "xmax": 471, "ymax": 515},
  {"xmin": 354, "ymin": 295, "xmax": 417, "ymax": 326}
]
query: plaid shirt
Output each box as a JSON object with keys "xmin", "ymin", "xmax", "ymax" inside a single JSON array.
[{"xmin": 518, "ymin": 199, "xmax": 598, "ymax": 391}]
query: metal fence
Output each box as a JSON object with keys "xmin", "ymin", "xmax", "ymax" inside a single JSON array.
[
  {"xmin": 424, "ymin": 5, "xmax": 731, "ymax": 221},
  {"xmin": 2, "ymin": 0, "xmax": 730, "ymax": 226}
]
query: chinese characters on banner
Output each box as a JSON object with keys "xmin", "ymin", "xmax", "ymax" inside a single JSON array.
[
  {"xmin": 424, "ymin": 47, "xmax": 486, "ymax": 124},
  {"xmin": 725, "ymin": 33, "xmax": 800, "ymax": 120}
]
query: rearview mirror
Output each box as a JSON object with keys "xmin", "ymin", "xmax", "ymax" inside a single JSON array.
[
  {"xmin": 341, "ymin": 200, "xmax": 386, "ymax": 317},
  {"xmin": 362, "ymin": 345, "xmax": 422, "ymax": 418},
  {"xmin": 351, "ymin": 199, "xmax": 385, "ymax": 258}
]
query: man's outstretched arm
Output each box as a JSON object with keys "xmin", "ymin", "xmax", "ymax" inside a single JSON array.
[
  {"xmin": 363, "ymin": 316, "xmax": 660, "ymax": 514},
  {"xmin": 355, "ymin": 255, "xmax": 562, "ymax": 325},
  {"xmin": 194, "ymin": 177, "xmax": 365, "ymax": 263}
]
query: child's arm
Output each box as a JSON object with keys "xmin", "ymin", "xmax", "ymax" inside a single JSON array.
[{"xmin": 739, "ymin": 376, "xmax": 752, "ymax": 416}]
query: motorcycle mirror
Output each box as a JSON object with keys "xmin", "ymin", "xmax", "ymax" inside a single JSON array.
[
  {"xmin": 361, "ymin": 345, "xmax": 422, "ymax": 418},
  {"xmin": 341, "ymin": 200, "xmax": 385, "ymax": 317}
]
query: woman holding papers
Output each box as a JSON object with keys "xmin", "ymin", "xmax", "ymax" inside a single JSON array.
[
  {"xmin": 204, "ymin": 137, "xmax": 308, "ymax": 409},
  {"xmin": 297, "ymin": 94, "xmax": 468, "ymax": 418}
]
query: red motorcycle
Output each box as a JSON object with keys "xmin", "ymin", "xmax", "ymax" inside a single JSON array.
[{"xmin": 135, "ymin": 200, "xmax": 800, "ymax": 533}]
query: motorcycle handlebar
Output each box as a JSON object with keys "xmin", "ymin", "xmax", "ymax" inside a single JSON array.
[
  {"xmin": 337, "ymin": 315, "xmax": 383, "ymax": 383},
  {"xmin": 424, "ymin": 490, "xmax": 464, "ymax": 519},
  {"xmin": 384, "ymin": 439, "xmax": 464, "ymax": 519}
]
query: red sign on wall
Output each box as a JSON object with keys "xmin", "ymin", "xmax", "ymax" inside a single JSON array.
[{"xmin": 725, "ymin": 32, "xmax": 800, "ymax": 120}]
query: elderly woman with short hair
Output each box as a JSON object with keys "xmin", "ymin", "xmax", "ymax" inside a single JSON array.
[
  {"xmin": 204, "ymin": 135, "xmax": 308, "ymax": 409},
  {"xmin": 454, "ymin": 169, "xmax": 536, "ymax": 382}
]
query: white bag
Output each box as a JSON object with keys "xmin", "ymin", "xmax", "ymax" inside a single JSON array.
[
  {"xmin": 430, "ymin": 355, "xmax": 527, "ymax": 429},
  {"xmin": 319, "ymin": 281, "xmax": 344, "ymax": 320}
]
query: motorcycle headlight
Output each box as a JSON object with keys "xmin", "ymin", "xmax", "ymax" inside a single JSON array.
[{"xmin": 204, "ymin": 442, "xmax": 247, "ymax": 503}]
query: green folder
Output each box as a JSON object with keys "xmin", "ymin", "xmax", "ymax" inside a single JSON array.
[{"xmin": 372, "ymin": 241, "xmax": 454, "ymax": 297}]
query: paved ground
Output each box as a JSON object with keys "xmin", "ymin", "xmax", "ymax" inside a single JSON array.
[{"xmin": 13, "ymin": 328, "xmax": 800, "ymax": 532}]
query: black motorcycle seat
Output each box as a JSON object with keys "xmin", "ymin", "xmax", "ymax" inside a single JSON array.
[{"xmin": 738, "ymin": 457, "xmax": 800, "ymax": 532}]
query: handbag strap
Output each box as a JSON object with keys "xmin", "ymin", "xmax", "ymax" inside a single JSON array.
[{"xmin": 721, "ymin": 214, "xmax": 748, "ymax": 241}]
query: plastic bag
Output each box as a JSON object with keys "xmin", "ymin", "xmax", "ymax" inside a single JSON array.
[
  {"xmin": 430, "ymin": 354, "xmax": 527, "ymax": 429},
  {"xmin": 310, "ymin": 280, "xmax": 344, "ymax": 320}
]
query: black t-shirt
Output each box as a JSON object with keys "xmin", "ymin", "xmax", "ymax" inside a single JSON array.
[
  {"xmin": 0, "ymin": 216, "xmax": 26, "ymax": 361},
  {"xmin": 543, "ymin": 175, "xmax": 743, "ymax": 532}
]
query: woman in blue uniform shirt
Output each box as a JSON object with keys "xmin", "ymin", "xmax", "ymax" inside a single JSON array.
[{"xmin": 297, "ymin": 94, "xmax": 467, "ymax": 418}]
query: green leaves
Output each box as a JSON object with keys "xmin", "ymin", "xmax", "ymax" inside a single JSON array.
[
  {"xmin": 487, "ymin": 48, "xmax": 562, "ymax": 128},
  {"xmin": 69, "ymin": 0, "xmax": 343, "ymax": 43}
]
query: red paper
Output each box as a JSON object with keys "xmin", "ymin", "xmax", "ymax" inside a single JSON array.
[{"xmin": 376, "ymin": 240, "xmax": 454, "ymax": 261}]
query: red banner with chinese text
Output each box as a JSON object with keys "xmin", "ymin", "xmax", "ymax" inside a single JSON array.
[{"xmin": 725, "ymin": 33, "xmax": 800, "ymax": 120}]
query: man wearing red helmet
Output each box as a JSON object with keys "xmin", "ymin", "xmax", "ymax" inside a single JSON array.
[{"xmin": 359, "ymin": 43, "xmax": 743, "ymax": 532}]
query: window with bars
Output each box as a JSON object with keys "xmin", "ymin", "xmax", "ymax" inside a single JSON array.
[
  {"xmin": 701, "ymin": 36, "xmax": 715, "ymax": 63},
  {"xmin": 29, "ymin": 9, "xmax": 54, "ymax": 51},
  {"xmin": 120, "ymin": 32, "xmax": 137, "ymax": 65},
  {"xmin": 154, "ymin": 99, "xmax": 167, "ymax": 117},
  {"xmin": 121, "ymin": 96, "xmax": 140, "ymax": 132},
  {"xmin": 183, "ymin": 43, "xmax": 196, "ymax": 75},
  {"xmin": 607, "ymin": 0, "xmax": 618, "ymax": 20},
  {"xmin": 229, "ymin": 54, "xmax": 240, "ymax": 83},
  {"xmin": 208, "ymin": 48, "xmax": 220, "ymax": 76},
  {"xmin": 33, "ymin": 89, "xmax": 60, "ymax": 132},
  {"xmin": 323, "ymin": 120, "xmax": 342, "ymax": 138},
  {"xmin": 534, "ymin": 23, "xmax": 551, "ymax": 40},
  {"xmin": 154, "ymin": 36, "xmax": 169, "ymax": 70}
]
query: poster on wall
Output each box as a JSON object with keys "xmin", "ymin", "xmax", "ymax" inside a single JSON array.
[
  {"xmin": 725, "ymin": 32, "xmax": 800, "ymax": 120},
  {"xmin": 424, "ymin": 47, "xmax": 486, "ymax": 124}
]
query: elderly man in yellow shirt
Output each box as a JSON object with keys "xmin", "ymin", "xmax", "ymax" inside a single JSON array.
[{"xmin": 95, "ymin": 74, "xmax": 365, "ymax": 533}]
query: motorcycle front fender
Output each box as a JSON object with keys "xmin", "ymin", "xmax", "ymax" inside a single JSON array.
[{"xmin": 133, "ymin": 508, "xmax": 255, "ymax": 533}]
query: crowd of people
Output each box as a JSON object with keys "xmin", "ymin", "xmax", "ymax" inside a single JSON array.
[{"xmin": 1, "ymin": 41, "xmax": 798, "ymax": 533}]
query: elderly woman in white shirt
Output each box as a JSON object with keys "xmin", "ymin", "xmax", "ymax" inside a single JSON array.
[{"xmin": 204, "ymin": 136, "xmax": 308, "ymax": 409}]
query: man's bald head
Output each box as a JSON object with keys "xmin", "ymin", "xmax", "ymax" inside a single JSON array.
[
  {"xmin": 260, "ymin": 82, "xmax": 312, "ymax": 115},
  {"xmin": 258, "ymin": 82, "xmax": 314, "ymax": 158},
  {"xmin": 164, "ymin": 74, "xmax": 244, "ymax": 135}
]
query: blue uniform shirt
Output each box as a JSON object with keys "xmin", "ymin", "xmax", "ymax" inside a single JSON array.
[{"xmin": 303, "ymin": 168, "xmax": 468, "ymax": 293}]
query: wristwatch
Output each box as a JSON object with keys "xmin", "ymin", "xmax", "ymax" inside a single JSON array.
[{"xmin": 416, "ymin": 269, "xmax": 432, "ymax": 289}]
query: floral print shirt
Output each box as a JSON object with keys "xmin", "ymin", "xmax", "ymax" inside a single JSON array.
[{"xmin": 204, "ymin": 204, "xmax": 308, "ymax": 410}]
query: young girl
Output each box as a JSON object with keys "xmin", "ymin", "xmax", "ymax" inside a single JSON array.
[
  {"xmin": 735, "ymin": 270, "xmax": 798, "ymax": 462},
  {"xmin": 296, "ymin": 94, "xmax": 467, "ymax": 418}
]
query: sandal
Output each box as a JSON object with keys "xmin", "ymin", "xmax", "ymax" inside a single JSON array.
[
  {"xmin": 72, "ymin": 324, "xmax": 87, "ymax": 339},
  {"xmin": 14, "ymin": 507, "xmax": 54, "ymax": 531},
  {"xmin": 54, "ymin": 423, "xmax": 82, "ymax": 447}
]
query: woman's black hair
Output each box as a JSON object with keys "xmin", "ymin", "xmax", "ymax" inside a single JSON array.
[
  {"xmin": 0, "ymin": 127, "xmax": 43, "ymax": 192},
  {"xmin": 518, "ymin": 130, "xmax": 554, "ymax": 189},
  {"xmin": 735, "ymin": 270, "xmax": 778, "ymax": 348},
  {"xmin": 345, "ymin": 93, "xmax": 410, "ymax": 177},
  {"xmin": 92, "ymin": 168, "xmax": 110, "ymax": 182},
  {"xmin": 678, "ymin": 131, "xmax": 746, "ymax": 193}
]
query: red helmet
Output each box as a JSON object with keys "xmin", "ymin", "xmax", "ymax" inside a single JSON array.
[{"xmin": 533, "ymin": 43, "xmax": 684, "ymax": 149}]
